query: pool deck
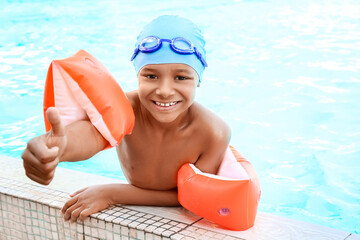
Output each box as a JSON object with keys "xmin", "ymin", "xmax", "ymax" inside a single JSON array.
[{"xmin": 0, "ymin": 155, "xmax": 358, "ymax": 240}]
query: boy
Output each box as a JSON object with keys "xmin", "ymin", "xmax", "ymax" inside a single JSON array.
[{"xmin": 21, "ymin": 15, "xmax": 230, "ymax": 222}]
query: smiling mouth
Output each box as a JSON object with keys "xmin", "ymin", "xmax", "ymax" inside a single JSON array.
[{"xmin": 152, "ymin": 100, "xmax": 181, "ymax": 109}]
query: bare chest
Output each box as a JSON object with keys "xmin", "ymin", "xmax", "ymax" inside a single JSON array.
[{"xmin": 116, "ymin": 130, "xmax": 200, "ymax": 190}]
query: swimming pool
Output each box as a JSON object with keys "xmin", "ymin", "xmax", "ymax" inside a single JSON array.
[{"xmin": 1, "ymin": 0, "xmax": 359, "ymax": 234}]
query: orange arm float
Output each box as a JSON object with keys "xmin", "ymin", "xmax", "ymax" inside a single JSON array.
[
  {"xmin": 43, "ymin": 50, "xmax": 135, "ymax": 148},
  {"xmin": 177, "ymin": 146, "xmax": 261, "ymax": 231}
]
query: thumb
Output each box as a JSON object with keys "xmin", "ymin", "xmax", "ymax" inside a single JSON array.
[{"xmin": 46, "ymin": 107, "xmax": 65, "ymax": 137}]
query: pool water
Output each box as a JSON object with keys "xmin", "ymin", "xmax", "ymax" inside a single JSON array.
[{"xmin": 1, "ymin": 0, "xmax": 359, "ymax": 234}]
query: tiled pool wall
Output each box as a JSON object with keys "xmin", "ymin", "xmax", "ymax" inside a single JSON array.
[
  {"xmin": 0, "ymin": 177, "xmax": 236, "ymax": 240},
  {"xmin": 0, "ymin": 155, "xmax": 358, "ymax": 240}
]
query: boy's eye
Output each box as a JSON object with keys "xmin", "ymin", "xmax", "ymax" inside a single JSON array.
[
  {"xmin": 176, "ymin": 76, "xmax": 189, "ymax": 80},
  {"xmin": 146, "ymin": 75, "xmax": 158, "ymax": 79}
]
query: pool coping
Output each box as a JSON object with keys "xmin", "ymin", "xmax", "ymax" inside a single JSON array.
[{"xmin": 0, "ymin": 154, "xmax": 358, "ymax": 240}]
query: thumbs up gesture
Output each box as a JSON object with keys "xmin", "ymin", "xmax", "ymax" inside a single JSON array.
[{"xmin": 22, "ymin": 107, "xmax": 67, "ymax": 185}]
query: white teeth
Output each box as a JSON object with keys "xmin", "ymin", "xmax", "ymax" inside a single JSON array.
[{"xmin": 155, "ymin": 101, "xmax": 177, "ymax": 107}]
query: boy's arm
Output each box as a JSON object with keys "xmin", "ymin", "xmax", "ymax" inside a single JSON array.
[
  {"xmin": 60, "ymin": 120, "xmax": 108, "ymax": 162},
  {"xmin": 22, "ymin": 107, "xmax": 107, "ymax": 185},
  {"xmin": 62, "ymin": 183, "xmax": 179, "ymax": 222},
  {"xmin": 194, "ymin": 119, "xmax": 231, "ymax": 174}
]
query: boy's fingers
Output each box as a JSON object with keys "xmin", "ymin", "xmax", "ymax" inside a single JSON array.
[
  {"xmin": 63, "ymin": 202, "xmax": 80, "ymax": 221},
  {"xmin": 46, "ymin": 107, "xmax": 65, "ymax": 137},
  {"xmin": 48, "ymin": 146, "xmax": 59, "ymax": 155},
  {"xmin": 32, "ymin": 145, "xmax": 59, "ymax": 164},
  {"xmin": 79, "ymin": 208, "xmax": 92, "ymax": 222},
  {"xmin": 70, "ymin": 206, "xmax": 85, "ymax": 223},
  {"xmin": 23, "ymin": 148, "xmax": 55, "ymax": 175},
  {"xmin": 70, "ymin": 187, "xmax": 87, "ymax": 197},
  {"xmin": 25, "ymin": 171, "xmax": 53, "ymax": 185},
  {"xmin": 24, "ymin": 135, "xmax": 59, "ymax": 164},
  {"xmin": 61, "ymin": 196, "xmax": 78, "ymax": 214}
]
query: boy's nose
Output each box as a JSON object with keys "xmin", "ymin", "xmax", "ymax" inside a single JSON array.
[{"xmin": 155, "ymin": 79, "xmax": 175, "ymax": 98}]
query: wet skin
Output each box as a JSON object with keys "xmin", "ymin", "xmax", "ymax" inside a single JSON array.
[{"xmin": 21, "ymin": 63, "xmax": 230, "ymax": 222}]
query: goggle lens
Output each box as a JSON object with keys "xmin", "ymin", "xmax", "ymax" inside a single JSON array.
[
  {"xmin": 140, "ymin": 37, "xmax": 159, "ymax": 51},
  {"xmin": 172, "ymin": 38, "xmax": 193, "ymax": 52}
]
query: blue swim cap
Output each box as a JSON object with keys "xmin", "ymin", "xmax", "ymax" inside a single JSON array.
[{"xmin": 132, "ymin": 15, "xmax": 206, "ymax": 82}]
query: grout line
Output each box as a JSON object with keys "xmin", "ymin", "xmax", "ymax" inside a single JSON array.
[{"xmin": 188, "ymin": 217, "xmax": 203, "ymax": 227}]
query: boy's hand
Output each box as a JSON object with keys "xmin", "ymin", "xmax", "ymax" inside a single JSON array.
[
  {"xmin": 22, "ymin": 107, "xmax": 67, "ymax": 185},
  {"xmin": 61, "ymin": 185, "xmax": 113, "ymax": 222}
]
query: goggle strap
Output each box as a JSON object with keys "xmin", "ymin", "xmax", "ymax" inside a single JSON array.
[{"xmin": 130, "ymin": 47, "xmax": 139, "ymax": 61}]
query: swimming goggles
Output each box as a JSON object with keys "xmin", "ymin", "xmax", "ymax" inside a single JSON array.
[{"xmin": 131, "ymin": 36, "xmax": 208, "ymax": 68}]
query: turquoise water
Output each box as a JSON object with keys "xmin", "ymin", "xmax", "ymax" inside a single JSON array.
[{"xmin": 1, "ymin": 0, "xmax": 359, "ymax": 234}]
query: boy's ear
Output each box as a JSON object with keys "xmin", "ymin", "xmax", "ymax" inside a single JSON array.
[{"xmin": 197, "ymin": 83, "xmax": 201, "ymax": 87}]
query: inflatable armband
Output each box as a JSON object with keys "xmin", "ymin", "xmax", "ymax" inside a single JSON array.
[
  {"xmin": 43, "ymin": 50, "xmax": 135, "ymax": 148},
  {"xmin": 177, "ymin": 146, "xmax": 261, "ymax": 230}
]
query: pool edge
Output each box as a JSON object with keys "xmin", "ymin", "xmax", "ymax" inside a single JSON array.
[{"xmin": 0, "ymin": 154, "xmax": 356, "ymax": 240}]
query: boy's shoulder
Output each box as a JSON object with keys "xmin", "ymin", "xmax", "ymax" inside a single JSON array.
[
  {"xmin": 190, "ymin": 102, "xmax": 231, "ymax": 140},
  {"xmin": 189, "ymin": 102, "xmax": 231, "ymax": 173},
  {"xmin": 125, "ymin": 90, "xmax": 140, "ymax": 112}
]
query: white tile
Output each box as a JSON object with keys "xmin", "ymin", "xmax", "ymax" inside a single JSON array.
[
  {"xmin": 98, "ymin": 219, "xmax": 105, "ymax": 229},
  {"xmin": 51, "ymin": 223, "xmax": 57, "ymax": 232},
  {"xmin": 113, "ymin": 211, "xmax": 122, "ymax": 217},
  {"xmin": 106, "ymin": 230, "xmax": 114, "ymax": 240},
  {"xmin": 36, "ymin": 202, "xmax": 43, "ymax": 211},
  {"xmin": 76, "ymin": 223, "xmax": 83, "ymax": 233},
  {"xmin": 113, "ymin": 224, "xmax": 121, "ymax": 234},
  {"xmin": 129, "ymin": 227, "xmax": 137, "ymax": 238},
  {"xmin": 104, "ymin": 215, "xmax": 117, "ymax": 222},
  {"xmin": 135, "ymin": 212, "xmax": 146, "ymax": 217},
  {"xmin": 84, "ymin": 226, "xmax": 91, "ymax": 235},
  {"xmin": 153, "ymin": 227, "xmax": 166, "ymax": 235},
  {"xmin": 137, "ymin": 230, "xmax": 145, "ymax": 240},
  {"xmin": 98, "ymin": 228, "xmax": 106, "ymax": 239},
  {"xmin": 113, "ymin": 233, "xmax": 121, "ymax": 240},
  {"xmin": 90, "ymin": 212, "xmax": 101, "ymax": 218},
  {"xmin": 111, "ymin": 217, "xmax": 122, "ymax": 225},
  {"xmin": 97, "ymin": 213, "xmax": 109, "ymax": 220},
  {"xmin": 153, "ymin": 234, "xmax": 162, "ymax": 240},
  {"xmin": 153, "ymin": 221, "xmax": 163, "ymax": 227},
  {"xmin": 120, "ymin": 219, "xmax": 132, "ymax": 227},
  {"xmin": 105, "ymin": 209, "xmax": 116, "ymax": 215},
  {"xmin": 162, "ymin": 230, "xmax": 175, "ymax": 237},
  {"xmin": 144, "ymin": 219, "xmax": 156, "ymax": 225},
  {"xmin": 120, "ymin": 208, "xmax": 130, "ymax": 213},
  {"xmin": 169, "ymin": 226, "xmax": 182, "ymax": 233},
  {"xmin": 90, "ymin": 227, "xmax": 99, "ymax": 238},
  {"xmin": 136, "ymin": 223, "xmax": 148, "ymax": 231},
  {"xmin": 50, "ymin": 216, "xmax": 57, "ymax": 224},
  {"xmin": 32, "ymin": 227, "xmax": 40, "ymax": 235},
  {"xmin": 112, "ymin": 206, "xmax": 123, "ymax": 211},
  {"xmin": 121, "ymin": 226, "xmax": 129, "ymax": 236},
  {"xmin": 51, "ymin": 231, "xmax": 60, "ymax": 240},
  {"xmin": 161, "ymin": 224, "xmax": 172, "ymax": 230},
  {"xmin": 45, "ymin": 229, "xmax": 52, "ymax": 238},
  {"xmin": 145, "ymin": 232, "xmax": 154, "ymax": 239},
  {"xmin": 145, "ymin": 225, "xmax": 157, "ymax": 233},
  {"xmin": 128, "ymin": 221, "xmax": 141, "ymax": 228}
]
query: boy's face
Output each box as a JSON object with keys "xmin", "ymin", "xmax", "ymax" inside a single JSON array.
[{"xmin": 138, "ymin": 63, "xmax": 199, "ymax": 124}]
